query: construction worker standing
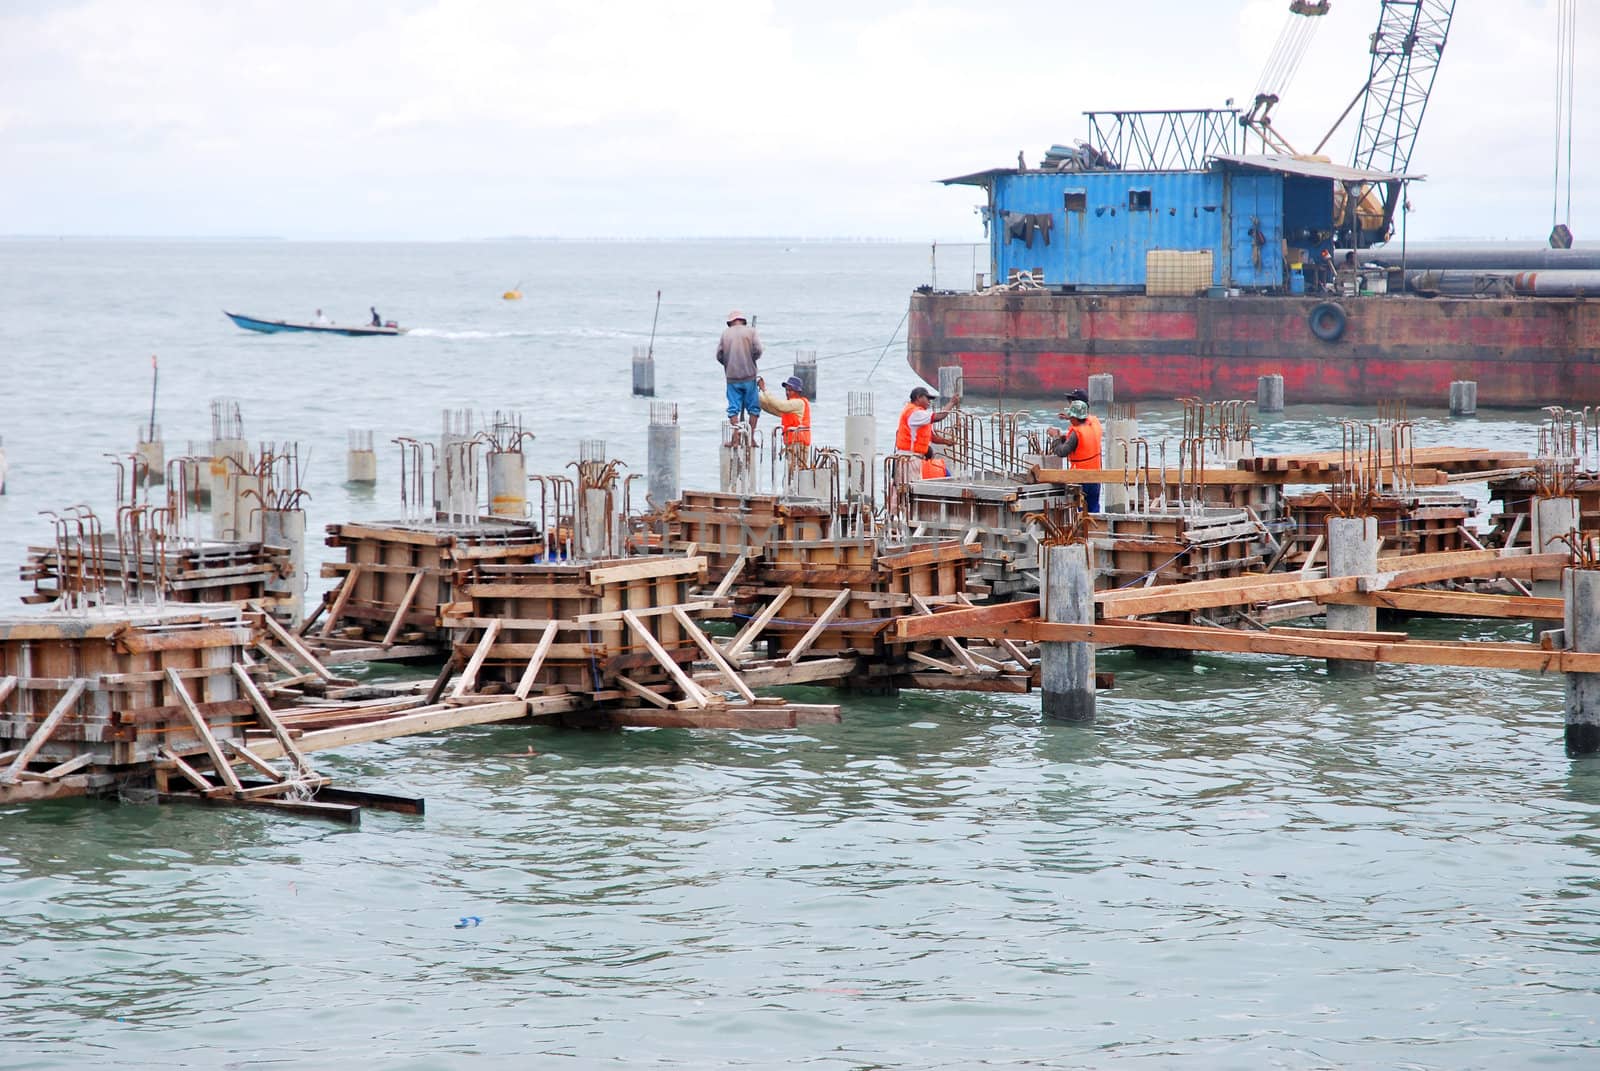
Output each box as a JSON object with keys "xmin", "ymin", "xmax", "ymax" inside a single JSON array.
[
  {"xmin": 757, "ymin": 376, "xmax": 811, "ymax": 448},
  {"xmin": 1047, "ymin": 399, "xmax": 1103, "ymax": 512},
  {"xmin": 895, "ymin": 386, "xmax": 960, "ymax": 455}
]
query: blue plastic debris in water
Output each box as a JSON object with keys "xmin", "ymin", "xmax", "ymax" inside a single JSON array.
[{"xmin": 454, "ymin": 916, "xmax": 482, "ymax": 929}]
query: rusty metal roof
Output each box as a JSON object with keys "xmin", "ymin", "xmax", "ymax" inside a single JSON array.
[{"xmin": 1210, "ymin": 153, "xmax": 1421, "ymax": 183}]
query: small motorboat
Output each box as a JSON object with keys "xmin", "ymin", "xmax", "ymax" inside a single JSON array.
[{"xmin": 224, "ymin": 311, "xmax": 407, "ymax": 336}]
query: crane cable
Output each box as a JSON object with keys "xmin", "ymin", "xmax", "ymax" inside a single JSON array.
[
  {"xmin": 1552, "ymin": 0, "xmax": 1577, "ymax": 230},
  {"xmin": 1255, "ymin": 4, "xmax": 1327, "ymax": 100}
]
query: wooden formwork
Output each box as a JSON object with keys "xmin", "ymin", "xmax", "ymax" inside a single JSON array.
[
  {"xmin": 1281, "ymin": 492, "xmax": 1475, "ymax": 566},
  {"xmin": 905, "ymin": 479, "xmax": 1072, "ymax": 598},
  {"xmin": 666, "ymin": 490, "xmax": 833, "ymax": 584},
  {"xmin": 0, "ymin": 606, "xmax": 255, "ymax": 795},
  {"xmin": 1486, "ymin": 477, "xmax": 1600, "ymax": 550},
  {"xmin": 1089, "ymin": 508, "xmax": 1268, "ymax": 589},
  {"xmin": 737, "ymin": 538, "xmax": 980, "ymax": 660},
  {"xmin": 21, "ymin": 538, "xmax": 291, "ymax": 612},
  {"xmin": 441, "ymin": 555, "xmax": 712, "ymax": 701},
  {"xmin": 317, "ymin": 518, "xmax": 545, "ymax": 645}
]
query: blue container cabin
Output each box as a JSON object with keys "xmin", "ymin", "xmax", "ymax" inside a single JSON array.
[{"xmin": 944, "ymin": 154, "xmax": 1403, "ymax": 293}]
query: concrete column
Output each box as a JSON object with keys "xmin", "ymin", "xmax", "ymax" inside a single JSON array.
[
  {"xmin": 1102, "ymin": 412, "xmax": 1137, "ymax": 513},
  {"xmin": 793, "ymin": 351, "xmax": 818, "ymax": 400},
  {"xmin": 135, "ymin": 426, "xmax": 165, "ymax": 486},
  {"xmin": 844, "ymin": 391, "xmax": 876, "ymax": 500},
  {"xmin": 937, "ymin": 365, "xmax": 964, "ymax": 403},
  {"xmin": 261, "ymin": 508, "xmax": 306, "ymax": 627},
  {"xmin": 632, "ymin": 346, "xmax": 655, "ymax": 398},
  {"xmin": 1563, "ymin": 568, "xmax": 1600, "ymax": 755},
  {"xmin": 1257, "ymin": 374, "xmax": 1284, "ymax": 414},
  {"xmin": 720, "ymin": 428, "xmax": 755, "ymax": 495},
  {"xmin": 1326, "ymin": 515, "xmax": 1379, "ymax": 675},
  {"xmin": 1533, "ymin": 496, "xmax": 1579, "ymax": 599},
  {"xmin": 647, "ymin": 402, "xmax": 681, "ymax": 510},
  {"xmin": 207, "ymin": 438, "xmax": 248, "ymax": 513},
  {"xmin": 576, "ymin": 487, "xmax": 611, "ymax": 559},
  {"xmin": 486, "ymin": 451, "xmax": 528, "ymax": 518},
  {"xmin": 1040, "ymin": 542, "xmax": 1095, "ymax": 722},
  {"xmin": 347, "ymin": 429, "xmax": 377, "ymax": 484},
  {"xmin": 1087, "ymin": 373, "xmax": 1114, "ymax": 411},
  {"xmin": 1449, "ymin": 380, "xmax": 1478, "ymax": 417}
]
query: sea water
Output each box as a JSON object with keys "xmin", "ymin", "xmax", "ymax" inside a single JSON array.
[{"xmin": 0, "ymin": 239, "xmax": 1597, "ymax": 1069}]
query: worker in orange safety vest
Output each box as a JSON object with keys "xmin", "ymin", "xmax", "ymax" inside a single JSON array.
[{"xmin": 757, "ymin": 375, "xmax": 811, "ymax": 447}]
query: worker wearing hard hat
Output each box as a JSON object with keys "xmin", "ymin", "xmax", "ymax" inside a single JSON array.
[{"xmin": 1046, "ymin": 398, "xmax": 1104, "ymax": 512}]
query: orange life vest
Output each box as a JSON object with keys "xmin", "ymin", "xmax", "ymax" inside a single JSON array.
[
  {"xmin": 1068, "ymin": 415, "xmax": 1102, "ymax": 469},
  {"xmin": 921, "ymin": 457, "xmax": 950, "ymax": 479},
  {"xmin": 782, "ymin": 397, "xmax": 811, "ymax": 446},
  {"xmin": 896, "ymin": 402, "xmax": 932, "ymax": 454}
]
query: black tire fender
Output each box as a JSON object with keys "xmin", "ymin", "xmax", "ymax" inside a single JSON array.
[{"xmin": 1308, "ymin": 301, "xmax": 1347, "ymax": 342}]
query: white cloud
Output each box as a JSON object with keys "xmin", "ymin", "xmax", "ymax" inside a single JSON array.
[{"xmin": 1, "ymin": 0, "xmax": 1594, "ymax": 240}]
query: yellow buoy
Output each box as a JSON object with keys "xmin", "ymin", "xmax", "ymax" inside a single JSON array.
[{"xmin": 502, "ymin": 290, "xmax": 523, "ymax": 300}]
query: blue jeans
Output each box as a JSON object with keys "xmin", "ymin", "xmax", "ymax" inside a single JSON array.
[
  {"xmin": 726, "ymin": 379, "xmax": 759, "ymax": 419},
  {"xmin": 1083, "ymin": 482, "xmax": 1101, "ymax": 513}
]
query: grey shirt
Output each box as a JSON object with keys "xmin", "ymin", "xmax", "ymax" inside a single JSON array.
[{"xmin": 716, "ymin": 323, "xmax": 763, "ymax": 381}]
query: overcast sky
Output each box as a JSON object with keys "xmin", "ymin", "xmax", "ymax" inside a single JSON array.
[{"xmin": 2, "ymin": 0, "xmax": 1593, "ymax": 242}]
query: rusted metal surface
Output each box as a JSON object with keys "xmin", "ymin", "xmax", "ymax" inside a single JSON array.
[{"xmin": 908, "ymin": 290, "xmax": 1600, "ymax": 406}]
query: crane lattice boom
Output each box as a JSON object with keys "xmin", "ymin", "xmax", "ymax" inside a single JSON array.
[{"xmin": 1350, "ymin": 0, "xmax": 1456, "ymax": 174}]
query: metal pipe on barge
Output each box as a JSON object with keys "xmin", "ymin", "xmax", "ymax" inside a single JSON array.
[{"xmin": 1357, "ymin": 244, "xmax": 1600, "ymax": 272}]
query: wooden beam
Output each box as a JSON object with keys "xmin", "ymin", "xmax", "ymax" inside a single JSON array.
[
  {"xmin": 232, "ymin": 663, "xmax": 316, "ymax": 779},
  {"xmin": 895, "ymin": 598, "xmax": 1040, "ymax": 639},
  {"xmin": 1362, "ymin": 552, "xmax": 1568, "ymax": 592},
  {"xmin": 0, "ymin": 676, "xmax": 18, "ymax": 706},
  {"xmin": 673, "ymin": 606, "xmax": 757, "ymax": 702},
  {"xmin": 1, "ymin": 680, "xmax": 87, "ymax": 784},
  {"xmin": 907, "ymin": 650, "xmax": 966, "ymax": 674},
  {"xmin": 319, "ymin": 563, "xmax": 362, "ymax": 637},
  {"xmin": 614, "ymin": 675, "xmax": 675, "ymax": 708},
  {"xmin": 955, "ymin": 618, "xmax": 1600, "ymax": 673},
  {"xmin": 711, "ymin": 554, "xmax": 747, "ymax": 600},
  {"xmin": 36, "ymin": 752, "xmax": 95, "ymax": 780},
  {"xmin": 513, "ymin": 620, "xmax": 560, "ymax": 700},
  {"xmin": 224, "ymin": 740, "xmax": 286, "ymax": 781},
  {"xmin": 622, "ymin": 609, "xmax": 710, "ymax": 708},
  {"xmin": 259, "ymin": 611, "xmax": 338, "ymax": 681},
  {"xmin": 724, "ymin": 586, "xmax": 792, "ymax": 661},
  {"xmin": 244, "ymin": 697, "xmax": 555, "ymax": 759},
  {"xmin": 452, "ymin": 620, "xmax": 501, "ymax": 698},
  {"xmin": 381, "ymin": 569, "xmax": 426, "ymax": 647},
  {"xmin": 1323, "ymin": 588, "xmax": 1563, "ymax": 620},
  {"xmin": 165, "ymin": 668, "xmax": 243, "ymax": 792},
  {"xmin": 162, "ymin": 749, "xmax": 220, "ymax": 794},
  {"xmin": 785, "ymin": 588, "xmax": 852, "ymax": 664},
  {"xmin": 911, "ymin": 593, "xmax": 983, "ymax": 672}
]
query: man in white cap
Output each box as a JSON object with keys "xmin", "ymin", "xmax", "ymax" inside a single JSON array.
[{"xmin": 716, "ymin": 309, "xmax": 764, "ymax": 430}]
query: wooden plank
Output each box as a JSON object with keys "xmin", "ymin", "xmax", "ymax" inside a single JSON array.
[
  {"xmin": 910, "ymin": 593, "xmax": 983, "ymax": 672},
  {"xmin": 711, "ymin": 554, "xmax": 748, "ymax": 599},
  {"xmin": 621, "ymin": 609, "xmax": 710, "ymax": 707},
  {"xmin": 614, "ymin": 675, "xmax": 675, "ymax": 708},
  {"xmin": 162, "ymin": 749, "xmax": 220, "ymax": 794},
  {"xmin": 243, "ymin": 698, "xmax": 555, "ymax": 759},
  {"xmin": 587, "ymin": 556, "xmax": 705, "ymax": 585},
  {"xmin": 1, "ymin": 680, "xmax": 87, "ymax": 784},
  {"xmin": 724, "ymin": 586, "xmax": 792, "ymax": 661},
  {"xmin": 903, "ymin": 672, "xmax": 1031, "ymax": 693},
  {"xmin": 224, "ymin": 740, "xmax": 286, "ymax": 782},
  {"xmin": 382, "ymin": 569, "xmax": 426, "ymax": 647},
  {"xmin": 513, "ymin": 621, "xmax": 560, "ymax": 701},
  {"xmin": 452, "ymin": 620, "xmax": 502, "ymax": 698},
  {"xmin": 165, "ymin": 668, "xmax": 243, "ymax": 792},
  {"xmin": 0, "ymin": 677, "xmax": 15, "ymax": 706},
  {"xmin": 785, "ymin": 588, "xmax": 852, "ymax": 664},
  {"xmin": 907, "ymin": 650, "xmax": 966, "ymax": 674},
  {"xmin": 1268, "ymin": 625, "xmax": 1411, "ymax": 643},
  {"xmin": 1323, "ymin": 588, "xmax": 1564, "ymax": 620},
  {"xmin": 259, "ymin": 611, "xmax": 337, "ymax": 681},
  {"xmin": 232, "ymin": 663, "xmax": 316, "ymax": 778},
  {"xmin": 319, "ymin": 563, "xmax": 362, "ymax": 637},
  {"xmin": 673, "ymin": 606, "xmax": 757, "ymax": 702},
  {"xmin": 115, "ymin": 626, "xmax": 253, "ymax": 654},
  {"xmin": 961, "ymin": 619, "xmax": 1599, "ymax": 673},
  {"xmin": 1362, "ymin": 552, "xmax": 1567, "ymax": 592},
  {"xmin": 895, "ymin": 598, "xmax": 1040, "ymax": 639},
  {"xmin": 36, "ymin": 752, "xmax": 96, "ymax": 780}
]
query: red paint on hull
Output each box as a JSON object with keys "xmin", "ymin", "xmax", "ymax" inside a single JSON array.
[{"xmin": 908, "ymin": 290, "xmax": 1600, "ymax": 407}]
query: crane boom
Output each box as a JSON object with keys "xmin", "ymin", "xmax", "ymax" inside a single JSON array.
[{"xmin": 1349, "ymin": 0, "xmax": 1456, "ymax": 173}]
